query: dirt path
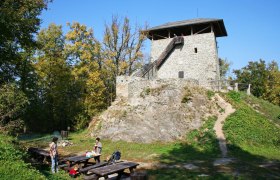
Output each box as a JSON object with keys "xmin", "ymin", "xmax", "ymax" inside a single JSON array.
[{"xmin": 213, "ymin": 94, "xmax": 235, "ymax": 157}]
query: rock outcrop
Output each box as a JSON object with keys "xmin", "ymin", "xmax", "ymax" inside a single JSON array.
[{"xmin": 90, "ymin": 79, "xmax": 220, "ymax": 143}]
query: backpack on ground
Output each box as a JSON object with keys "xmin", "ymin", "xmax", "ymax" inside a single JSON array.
[{"xmin": 107, "ymin": 151, "xmax": 121, "ymax": 164}]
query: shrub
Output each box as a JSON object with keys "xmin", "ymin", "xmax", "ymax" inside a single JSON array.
[
  {"xmin": 0, "ymin": 134, "xmax": 45, "ymax": 179},
  {"xmin": 181, "ymin": 88, "xmax": 192, "ymax": 103},
  {"xmin": 74, "ymin": 113, "xmax": 90, "ymax": 130},
  {"xmin": 140, "ymin": 87, "xmax": 151, "ymax": 98},
  {"xmin": 227, "ymin": 91, "xmax": 241, "ymax": 102},
  {"xmin": 207, "ymin": 90, "xmax": 215, "ymax": 100}
]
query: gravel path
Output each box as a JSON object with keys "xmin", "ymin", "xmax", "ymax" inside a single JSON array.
[{"xmin": 213, "ymin": 94, "xmax": 235, "ymax": 157}]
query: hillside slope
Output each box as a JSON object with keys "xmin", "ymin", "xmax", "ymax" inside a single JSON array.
[
  {"xmin": 223, "ymin": 91, "xmax": 280, "ymax": 160},
  {"xmin": 90, "ymin": 79, "xmax": 221, "ymax": 143}
]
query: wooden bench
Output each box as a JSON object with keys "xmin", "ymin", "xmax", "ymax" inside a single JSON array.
[
  {"xmin": 84, "ymin": 161, "xmax": 139, "ymax": 180},
  {"xmin": 28, "ymin": 147, "xmax": 50, "ymax": 163},
  {"xmin": 79, "ymin": 161, "xmax": 107, "ymax": 174},
  {"xmin": 63, "ymin": 154, "xmax": 101, "ymax": 169},
  {"xmin": 58, "ymin": 163, "xmax": 71, "ymax": 171}
]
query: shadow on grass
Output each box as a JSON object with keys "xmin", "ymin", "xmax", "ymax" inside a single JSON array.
[
  {"xmin": 147, "ymin": 134, "xmax": 280, "ymax": 179},
  {"xmin": 35, "ymin": 163, "xmax": 74, "ymax": 180}
]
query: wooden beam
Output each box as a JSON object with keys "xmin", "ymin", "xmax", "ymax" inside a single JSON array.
[
  {"xmin": 217, "ymin": 22, "xmax": 223, "ymax": 36},
  {"xmin": 194, "ymin": 26, "xmax": 210, "ymax": 35},
  {"xmin": 154, "ymin": 34, "xmax": 169, "ymax": 39}
]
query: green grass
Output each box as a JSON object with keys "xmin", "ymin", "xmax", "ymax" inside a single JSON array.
[
  {"xmin": 147, "ymin": 168, "xmax": 236, "ymax": 180},
  {"xmin": 242, "ymin": 93, "xmax": 280, "ymax": 125},
  {"xmin": 19, "ymin": 130, "xmax": 177, "ymax": 162},
  {"xmin": 222, "ymin": 91, "xmax": 280, "ymax": 161},
  {"xmin": 17, "ymin": 117, "xmax": 223, "ymax": 179},
  {"xmin": 20, "ymin": 117, "xmax": 220, "ymax": 164},
  {"xmin": 206, "ymin": 90, "xmax": 215, "ymax": 100},
  {"xmin": 0, "ymin": 134, "xmax": 46, "ymax": 180},
  {"xmin": 4, "ymin": 133, "xmax": 82, "ymax": 180},
  {"xmin": 14, "ymin": 92, "xmax": 280, "ymax": 179}
]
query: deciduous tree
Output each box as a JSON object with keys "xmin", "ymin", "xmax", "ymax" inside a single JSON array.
[
  {"xmin": 219, "ymin": 58, "xmax": 231, "ymax": 80},
  {"xmin": 233, "ymin": 59, "xmax": 267, "ymax": 97},
  {"xmin": 0, "ymin": 0, "xmax": 49, "ymax": 84},
  {"xmin": 35, "ymin": 23, "xmax": 73, "ymax": 131},
  {"xmin": 65, "ymin": 22, "xmax": 106, "ymax": 129},
  {"xmin": 233, "ymin": 59, "xmax": 280, "ymax": 106},
  {"xmin": 103, "ymin": 16, "xmax": 147, "ymax": 77},
  {"xmin": 0, "ymin": 83, "xmax": 28, "ymax": 134},
  {"xmin": 262, "ymin": 61, "xmax": 280, "ymax": 105}
]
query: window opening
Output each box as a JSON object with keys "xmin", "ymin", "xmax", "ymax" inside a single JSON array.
[{"xmin": 178, "ymin": 71, "xmax": 184, "ymax": 78}]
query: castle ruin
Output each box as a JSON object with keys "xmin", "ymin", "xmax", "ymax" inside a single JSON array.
[{"xmin": 117, "ymin": 18, "xmax": 227, "ymax": 99}]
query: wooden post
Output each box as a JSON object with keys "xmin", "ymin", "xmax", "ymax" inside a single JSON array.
[
  {"xmin": 23, "ymin": 125, "xmax": 27, "ymax": 133},
  {"xmin": 247, "ymin": 84, "xmax": 251, "ymax": 95},
  {"xmin": 61, "ymin": 130, "xmax": 68, "ymax": 139},
  {"xmin": 234, "ymin": 83, "xmax": 238, "ymax": 92}
]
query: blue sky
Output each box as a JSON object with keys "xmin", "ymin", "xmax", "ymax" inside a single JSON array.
[{"xmin": 40, "ymin": 0, "xmax": 280, "ymax": 73}]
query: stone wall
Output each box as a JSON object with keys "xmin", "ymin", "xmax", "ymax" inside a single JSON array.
[
  {"xmin": 150, "ymin": 32, "xmax": 220, "ymax": 88},
  {"xmin": 99, "ymin": 77, "xmax": 219, "ymax": 143},
  {"xmin": 116, "ymin": 76, "xmax": 198, "ymax": 102}
]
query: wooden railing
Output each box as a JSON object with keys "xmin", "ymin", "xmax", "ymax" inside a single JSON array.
[
  {"xmin": 135, "ymin": 36, "xmax": 184, "ymax": 79},
  {"xmin": 156, "ymin": 36, "xmax": 184, "ymax": 69}
]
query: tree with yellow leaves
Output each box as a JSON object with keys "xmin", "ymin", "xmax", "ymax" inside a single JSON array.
[
  {"xmin": 103, "ymin": 16, "xmax": 147, "ymax": 77},
  {"xmin": 65, "ymin": 22, "xmax": 106, "ymax": 129},
  {"xmin": 262, "ymin": 61, "xmax": 280, "ymax": 105},
  {"xmin": 101, "ymin": 16, "xmax": 147, "ymax": 103},
  {"xmin": 34, "ymin": 23, "xmax": 75, "ymax": 131}
]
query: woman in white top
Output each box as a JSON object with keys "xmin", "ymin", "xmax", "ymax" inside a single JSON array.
[
  {"xmin": 94, "ymin": 137, "xmax": 102, "ymax": 163},
  {"xmin": 49, "ymin": 136, "xmax": 58, "ymax": 173}
]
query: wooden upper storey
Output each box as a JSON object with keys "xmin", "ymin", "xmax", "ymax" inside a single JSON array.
[{"xmin": 143, "ymin": 18, "xmax": 227, "ymax": 40}]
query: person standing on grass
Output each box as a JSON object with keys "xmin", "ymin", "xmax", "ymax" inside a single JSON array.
[
  {"xmin": 94, "ymin": 137, "xmax": 102, "ymax": 163},
  {"xmin": 49, "ymin": 136, "xmax": 58, "ymax": 173}
]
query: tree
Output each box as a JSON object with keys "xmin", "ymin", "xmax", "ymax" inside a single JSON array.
[
  {"xmin": 34, "ymin": 23, "xmax": 74, "ymax": 131},
  {"xmin": 103, "ymin": 16, "xmax": 147, "ymax": 77},
  {"xmin": 101, "ymin": 16, "xmax": 147, "ymax": 103},
  {"xmin": 0, "ymin": 83, "xmax": 28, "ymax": 135},
  {"xmin": 219, "ymin": 58, "xmax": 231, "ymax": 80},
  {"xmin": 233, "ymin": 59, "xmax": 268, "ymax": 97},
  {"xmin": 262, "ymin": 61, "xmax": 280, "ymax": 105},
  {"xmin": 0, "ymin": 0, "xmax": 49, "ymax": 84},
  {"xmin": 233, "ymin": 59, "xmax": 280, "ymax": 106},
  {"xmin": 65, "ymin": 22, "xmax": 106, "ymax": 129}
]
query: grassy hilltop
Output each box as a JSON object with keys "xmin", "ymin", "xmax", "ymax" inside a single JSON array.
[{"xmin": 0, "ymin": 91, "xmax": 279, "ymax": 179}]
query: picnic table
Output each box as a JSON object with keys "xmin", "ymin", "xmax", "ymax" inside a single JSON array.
[
  {"xmin": 63, "ymin": 154, "xmax": 101, "ymax": 169},
  {"xmin": 85, "ymin": 161, "xmax": 139, "ymax": 180},
  {"xmin": 79, "ymin": 161, "xmax": 108, "ymax": 174},
  {"xmin": 28, "ymin": 147, "xmax": 50, "ymax": 163}
]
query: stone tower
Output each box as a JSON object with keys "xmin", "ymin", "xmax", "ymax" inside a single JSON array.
[{"xmin": 141, "ymin": 18, "xmax": 227, "ymax": 89}]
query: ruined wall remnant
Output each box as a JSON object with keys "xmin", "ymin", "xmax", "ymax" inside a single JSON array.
[{"xmin": 98, "ymin": 77, "xmax": 218, "ymax": 143}]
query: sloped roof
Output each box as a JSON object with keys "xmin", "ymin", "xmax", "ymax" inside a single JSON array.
[{"xmin": 144, "ymin": 18, "xmax": 227, "ymax": 39}]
